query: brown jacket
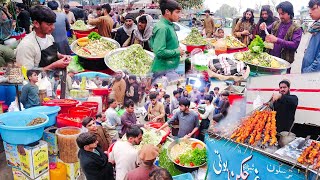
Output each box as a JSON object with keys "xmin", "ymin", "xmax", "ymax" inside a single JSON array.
[
  {"xmin": 112, "ymin": 79, "xmax": 126, "ymax": 105},
  {"xmin": 148, "ymin": 102, "xmax": 165, "ymax": 122},
  {"xmin": 96, "ymin": 126, "xmax": 112, "ymax": 151},
  {"xmin": 233, "ymin": 19, "xmax": 255, "ymax": 46},
  {"xmin": 89, "ymin": 15, "xmax": 114, "ymax": 38},
  {"xmin": 203, "ymin": 16, "xmax": 215, "ymax": 34}
]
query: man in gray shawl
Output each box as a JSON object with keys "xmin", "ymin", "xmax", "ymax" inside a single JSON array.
[{"xmin": 126, "ymin": 14, "xmax": 153, "ymax": 51}]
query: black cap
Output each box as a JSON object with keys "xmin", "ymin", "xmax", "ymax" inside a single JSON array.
[{"xmin": 125, "ymin": 14, "xmax": 134, "ymax": 20}]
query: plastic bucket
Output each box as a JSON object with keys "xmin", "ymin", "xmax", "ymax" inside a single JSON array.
[
  {"xmin": 56, "ymin": 127, "xmax": 81, "ymax": 163},
  {"xmin": 56, "ymin": 113, "xmax": 86, "ymax": 128},
  {"xmin": 42, "ymin": 99, "xmax": 79, "ymax": 114},
  {"xmin": 186, "ymin": 45, "xmax": 206, "ymax": 52},
  {"xmin": 0, "ymin": 112, "xmax": 49, "ymax": 145},
  {"xmin": 81, "ymin": 102, "xmax": 98, "ymax": 116},
  {"xmin": 68, "ymin": 107, "xmax": 92, "ymax": 117},
  {"xmin": 92, "ymin": 88, "xmax": 109, "ymax": 96},
  {"xmin": 24, "ymin": 106, "xmax": 61, "ymax": 127}
]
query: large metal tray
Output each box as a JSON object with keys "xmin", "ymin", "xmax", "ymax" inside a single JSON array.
[
  {"xmin": 233, "ymin": 52, "xmax": 291, "ymax": 75},
  {"xmin": 104, "ymin": 47, "xmax": 155, "ymax": 76},
  {"xmin": 70, "ymin": 37, "xmax": 120, "ymax": 60}
]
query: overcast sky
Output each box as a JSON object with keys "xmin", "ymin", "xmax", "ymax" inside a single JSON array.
[{"xmin": 204, "ymin": 0, "xmax": 309, "ymax": 15}]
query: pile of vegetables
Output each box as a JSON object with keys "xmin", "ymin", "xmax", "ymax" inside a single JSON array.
[
  {"xmin": 225, "ymin": 35, "xmax": 246, "ymax": 48},
  {"xmin": 182, "ymin": 28, "xmax": 207, "ymax": 45},
  {"xmin": 75, "ymin": 34, "xmax": 117, "ymax": 58},
  {"xmin": 122, "ymin": 128, "xmax": 163, "ymax": 150},
  {"xmin": 72, "ymin": 20, "xmax": 87, "ymax": 31},
  {"xmin": 234, "ymin": 35, "xmax": 286, "ymax": 69},
  {"xmin": 108, "ymin": 44, "xmax": 153, "ymax": 76},
  {"xmin": 248, "ymin": 35, "xmax": 265, "ymax": 53},
  {"xmin": 172, "ymin": 141, "xmax": 207, "ymax": 167},
  {"xmin": 88, "ymin": 32, "xmax": 101, "ymax": 40},
  {"xmin": 234, "ymin": 51, "xmax": 284, "ymax": 68},
  {"xmin": 175, "ymin": 147, "xmax": 207, "ymax": 167}
]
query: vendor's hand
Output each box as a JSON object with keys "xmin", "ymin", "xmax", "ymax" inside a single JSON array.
[
  {"xmin": 242, "ymin": 30, "xmax": 250, "ymax": 35},
  {"xmin": 179, "ymin": 47, "xmax": 185, "ymax": 56},
  {"xmin": 272, "ymin": 93, "xmax": 282, "ymax": 102},
  {"xmin": 63, "ymin": 55, "xmax": 72, "ymax": 62},
  {"xmin": 265, "ymin": 34, "xmax": 277, "ymax": 43},
  {"xmin": 152, "ymin": 117, "xmax": 158, "ymax": 122},
  {"xmin": 249, "ymin": 34, "xmax": 253, "ymax": 39},
  {"xmin": 184, "ymin": 133, "xmax": 192, "ymax": 139},
  {"xmin": 51, "ymin": 58, "xmax": 70, "ymax": 69},
  {"xmin": 260, "ymin": 22, "xmax": 267, "ymax": 31}
]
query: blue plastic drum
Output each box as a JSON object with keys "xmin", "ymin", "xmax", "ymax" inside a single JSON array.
[
  {"xmin": 0, "ymin": 112, "xmax": 49, "ymax": 145},
  {"xmin": 24, "ymin": 106, "xmax": 61, "ymax": 127}
]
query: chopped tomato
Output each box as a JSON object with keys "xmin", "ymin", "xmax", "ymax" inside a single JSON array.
[
  {"xmin": 191, "ymin": 142, "xmax": 204, "ymax": 149},
  {"xmin": 190, "ymin": 162, "xmax": 195, "ymax": 167},
  {"xmin": 175, "ymin": 159, "xmax": 180, "ymax": 164}
]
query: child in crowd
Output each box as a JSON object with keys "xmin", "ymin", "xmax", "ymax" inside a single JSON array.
[
  {"xmin": 215, "ymin": 28, "xmax": 225, "ymax": 39},
  {"xmin": 95, "ymin": 113, "xmax": 106, "ymax": 126},
  {"xmin": 21, "ymin": 70, "xmax": 40, "ymax": 109}
]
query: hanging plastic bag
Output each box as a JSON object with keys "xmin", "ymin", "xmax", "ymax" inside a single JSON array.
[
  {"xmin": 67, "ymin": 56, "xmax": 84, "ymax": 73},
  {"xmin": 253, "ymin": 94, "xmax": 264, "ymax": 110},
  {"xmin": 8, "ymin": 98, "xmax": 24, "ymax": 112}
]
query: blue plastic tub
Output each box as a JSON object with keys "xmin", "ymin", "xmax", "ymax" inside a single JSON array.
[
  {"xmin": 24, "ymin": 106, "xmax": 61, "ymax": 127},
  {"xmin": 75, "ymin": 72, "xmax": 111, "ymax": 79},
  {"xmin": 0, "ymin": 112, "xmax": 49, "ymax": 145},
  {"xmin": 173, "ymin": 173, "xmax": 194, "ymax": 180}
]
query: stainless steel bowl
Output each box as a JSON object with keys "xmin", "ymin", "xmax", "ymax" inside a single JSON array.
[
  {"xmin": 279, "ymin": 131, "xmax": 296, "ymax": 147},
  {"xmin": 104, "ymin": 47, "xmax": 155, "ymax": 76},
  {"xmin": 233, "ymin": 52, "xmax": 291, "ymax": 75},
  {"xmin": 167, "ymin": 138, "xmax": 207, "ymax": 169},
  {"xmin": 70, "ymin": 37, "xmax": 120, "ymax": 60}
]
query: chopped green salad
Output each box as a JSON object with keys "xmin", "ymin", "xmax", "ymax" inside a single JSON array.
[
  {"xmin": 183, "ymin": 28, "xmax": 207, "ymax": 45},
  {"xmin": 72, "ymin": 20, "xmax": 87, "ymax": 31},
  {"xmin": 108, "ymin": 44, "xmax": 153, "ymax": 76}
]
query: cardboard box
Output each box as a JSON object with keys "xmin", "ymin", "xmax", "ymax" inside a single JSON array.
[
  {"xmin": 58, "ymin": 159, "xmax": 80, "ymax": 180},
  {"xmin": 19, "ymin": 141, "xmax": 49, "ymax": 179},
  {"xmin": 49, "ymin": 155, "xmax": 59, "ymax": 163},
  {"xmin": 3, "ymin": 142, "xmax": 21, "ymax": 169},
  {"xmin": 12, "ymin": 167, "xmax": 25, "ymax": 180},
  {"xmin": 43, "ymin": 126, "xmax": 59, "ymax": 155},
  {"xmin": 12, "ymin": 168, "xmax": 50, "ymax": 180}
]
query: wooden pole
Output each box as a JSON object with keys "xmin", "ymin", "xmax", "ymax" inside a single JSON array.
[{"xmin": 60, "ymin": 68, "xmax": 67, "ymax": 99}]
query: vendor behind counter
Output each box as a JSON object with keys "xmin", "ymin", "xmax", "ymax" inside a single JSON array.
[{"xmin": 271, "ymin": 80, "xmax": 298, "ymax": 133}]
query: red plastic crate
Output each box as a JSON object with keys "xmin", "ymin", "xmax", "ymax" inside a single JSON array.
[
  {"xmin": 68, "ymin": 106, "xmax": 92, "ymax": 117},
  {"xmin": 56, "ymin": 113, "xmax": 86, "ymax": 128},
  {"xmin": 42, "ymin": 99, "xmax": 79, "ymax": 114}
]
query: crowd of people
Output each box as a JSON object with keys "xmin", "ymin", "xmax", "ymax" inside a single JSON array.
[
  {"xmin": 75, "ymin": 81, "xmax": 231, "ymax": 179},
  {"xmin": 231, "ymin": 1, "xmax": 320, "ymax": 73}
]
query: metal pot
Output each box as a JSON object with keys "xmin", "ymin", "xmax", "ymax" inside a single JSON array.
[{"xmin": 279, "ymin": 131, "xmax": 296, "ymax": 147}]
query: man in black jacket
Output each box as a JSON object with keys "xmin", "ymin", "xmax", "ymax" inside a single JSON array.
[
  {"xmin": 271, "ymin": 80, "xmax": 298, "ymax": 133},
  {"xmin": 16, "ymin": 3, "xmax": 31, "ymax": 34},
  {"xmin": 77, "ymin": 132, "xmax": 114, "ymax": 180}
]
